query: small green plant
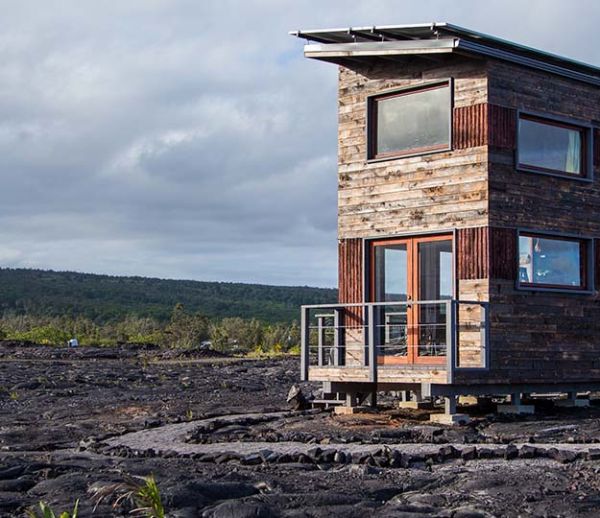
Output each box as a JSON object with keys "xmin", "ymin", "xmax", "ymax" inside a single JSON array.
[
  {"xmin": 89, "ymin": 474, "xmax": 165, "ymax": 518},
  {"xmin": 186, "ymin": 409, "xmax": 194, "ymax": 421},
  {"xmin": 9, "ymin": 391, "xmax": 19, "ymax": 401},
  {"xmin": 27, "ymin": 499, "xmax": 79, "ymax": 518}
]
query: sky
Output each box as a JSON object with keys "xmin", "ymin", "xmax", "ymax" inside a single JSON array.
[{"xmin": 1, "ymin": 0, "xmax": 599, "ymax": 288}]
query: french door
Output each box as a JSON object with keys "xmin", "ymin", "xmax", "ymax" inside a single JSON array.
[{"xmin": 370, "ymin": 234, "xmax": 453, "ymax": 365}]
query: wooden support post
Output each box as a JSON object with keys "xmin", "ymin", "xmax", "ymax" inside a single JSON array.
[
  {"xmin": 369, "ymin": 390, "xmax": 377, "ymax": 408},
  {"xmin": 430, "ymin": 395, "xmax": 469, "ymax": 424},
  {"xmin": 498, "ymin": 392, "xmax": 534, "ymax": 415},
  {"xmin": 445, "ymin": 395, "xmax": 457, "ymax": 415},
  {"xmin": 345, "ymin": 392, "xmax": 357, "ymax": 407}
]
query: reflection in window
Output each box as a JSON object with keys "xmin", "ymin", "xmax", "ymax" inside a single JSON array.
[
  {"xmin": 374, "ymin": 244, "xmax": 408, "ymax": 358},
  {"xmin": 518, "ymin": 115, "xmax": 586, "ymax": 177},
  {"xmin": 518, "ymin": 234, "xmax": 585, "ymax": 289},
  {"xmin": 369, "ymin": 82, "xmax": 451, "ymax": 159}
]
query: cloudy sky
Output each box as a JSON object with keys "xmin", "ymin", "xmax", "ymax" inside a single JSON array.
[{"xmin": 1, "ymin": 0, "xmax": 599, "ymax": 287}]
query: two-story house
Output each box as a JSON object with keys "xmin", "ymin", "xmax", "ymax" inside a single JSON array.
[{"xmin": 292, "ymin": 23, "xmax": 600, "ymax": 423}]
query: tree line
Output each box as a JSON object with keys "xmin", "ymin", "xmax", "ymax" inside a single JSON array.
[
  {"xmin": 0, "ymin": 268, "xmax": 336, "ymax": 324},
  {"xmin": 0, "ymin": 303, "xmax": 301, "ymax": 354}
]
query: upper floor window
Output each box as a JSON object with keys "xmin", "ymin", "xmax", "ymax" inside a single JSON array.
[
  {"xmin": 517, "ymin": 113, "xmax": 591, "ymax": 179},
  {"xmin": 518, "ymin": 232, "xmax": 589, "ymax": 291},
  {"xmin": 367, "ymin": 81, "xmax": 451, "ymax": 160}
]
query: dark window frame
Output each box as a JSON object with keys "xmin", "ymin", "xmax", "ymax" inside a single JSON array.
[
  {"xmin": 366, "ymin": 80, "xmax": 453, "ymax": 162},
  {"xmin": 516, "ymin": 111, "xmax": 594, "ymax": 182},
  {"xmin": 516, "ymin": 230, "xmax": 594, "ymax": 293}
]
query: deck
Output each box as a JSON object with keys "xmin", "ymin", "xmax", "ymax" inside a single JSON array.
[{"xmin": 300, "ymin": 299, "xmax": 489, "ymax": 386}]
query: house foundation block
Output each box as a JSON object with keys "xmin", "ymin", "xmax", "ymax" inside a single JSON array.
[
  {"xmin": 429, "ymin": 413, "xmax": 470, "ymax": 425},
  {"xmin": 398, "ymin": 400, "xmax": 432, "ymax": 409},
  {"xmin": 334, "ymin": 406, "xmax": 371, "ymax": 415},
  {"xmin": 497, "ymin": 404, "xmax": 535, "ymax": 415},
  {"xmin": 555, "ymin": 398, "xmax": 590, "ymax": 408},
  {"xmin": 458, "ymin": 395, "xmax": 478, "ymax": 406}
]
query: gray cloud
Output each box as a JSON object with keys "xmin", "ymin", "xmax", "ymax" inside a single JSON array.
[{"xmin": 0, "ymin": 0, "xmax": 599, "ymax": 286}]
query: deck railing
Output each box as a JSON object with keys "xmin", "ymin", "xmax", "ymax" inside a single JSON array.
[{"xmin": 300, "ymin": 299, "xmax": 490, "ymax": 384}]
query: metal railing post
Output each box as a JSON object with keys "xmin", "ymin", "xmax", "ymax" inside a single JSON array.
[
  {"xmin": 480, "ymin": 302, "xmax": 490, "ymax": 370},
  {"xmin": 445, "ymin": 300, "xmax": 456, "ymax": 384},
  {"xmin": 317, "ymin": 316, "xmax": 324, "ymax": 367},
  {"xmin": 368, "ymin": 304, "xmax": 378, "ymax": 383},
  {"xmin": 300, "ymin": 306, "xmax": 310, "ymax": 381},
  {"xmin": 333, "ymin": 308, "xmax": 344, "ymax": 366},
  {"xmin": 363, "ymin": 304, "xmax": 369, "ymax": 366}
]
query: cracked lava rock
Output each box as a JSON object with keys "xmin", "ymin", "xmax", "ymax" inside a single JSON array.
[{"xmin": 2, "ymin": 344, "xmax": 600, "ymax": 516}]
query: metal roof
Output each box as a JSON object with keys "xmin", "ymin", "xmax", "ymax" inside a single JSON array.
[{"xmin": 289, "ymin": 23, "xmax": 600, "ymax": 86}]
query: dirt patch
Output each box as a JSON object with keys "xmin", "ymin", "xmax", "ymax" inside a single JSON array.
[{"xmin": 1, "ymin": 344, "xmax": 600, "ymax": 516}]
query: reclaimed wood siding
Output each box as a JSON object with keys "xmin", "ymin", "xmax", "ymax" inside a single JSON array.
[
  {"xmin": 596, "ymin": 239, "xmax": 600, "ymax": 291},
  {"xmin": 594, "ymin": 129, "xmax": 600, "ymax": 173},
  {"xmin": 489, "ymin": 227, "xmax": 517, "ymax": 280},
  {"xmin": 480, "ymin": 60, "xmax": 600, "ymax": 385},
  {"xmin": 338, "ymin": 59, "xmax": 489, "ymax": 240},
  {"xmin": 488, "ymin": 104, "xmax": 516, "ymax": 149}
]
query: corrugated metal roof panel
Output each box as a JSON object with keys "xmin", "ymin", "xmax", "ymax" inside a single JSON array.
[{"xmin": 290, "ymin": 23, "xmax": 600, "ymax": 83}]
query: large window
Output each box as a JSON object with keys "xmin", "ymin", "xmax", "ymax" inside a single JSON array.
[
  {"xmin": 518, "ymin": 232, "xmax": 589, "ymax": 290},
  {"xmin": 368, "ymin": 81, "xmax": 451, "ymax": 160},
  {"xmin": 517, "ymin": 113, "xmax": 590, "ymax": 178}
]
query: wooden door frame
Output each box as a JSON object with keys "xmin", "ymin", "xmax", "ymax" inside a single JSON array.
[{"xmin": 369, "ymin": 233, "xmax": 453, "ymax": 366}]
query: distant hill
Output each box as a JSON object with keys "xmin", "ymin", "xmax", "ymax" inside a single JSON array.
[{"xmin": 0, "ymin": 268, "xmax": 337, "ymax": 324}]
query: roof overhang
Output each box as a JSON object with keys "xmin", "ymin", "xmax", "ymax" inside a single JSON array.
[{"xmin": 290, "ymin": 23, "xmax": 600, "ymax": 87}]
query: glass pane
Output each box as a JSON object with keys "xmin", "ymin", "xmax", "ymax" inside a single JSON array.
[
  {"xmin": 374, "ymin": 245, "xmax": 408, "ymax": 358},
  {"xmin": 376, "ymin": 85, "xmax": 450, "ymax": 156},
  {"xmin": 518, "ymin": 117, "xmax": 582, "ymax": 175},
  {"xmin": 519, "ymin": 235, "xmax": 583, "ymax": 287},
  {"xmin": 375, "ymin": 245, "xmax": 407, "ymax": 302},
  {"xmin": 417, "ymin": 240, "xmax": 452, "ymax": 357}
]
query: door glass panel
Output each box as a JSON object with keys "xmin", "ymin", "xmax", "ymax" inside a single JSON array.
[
  {"xmin": 374, "ymin": 245, "xmax": 408, "ymax": 359},
  {"xmin": 417, "ymin": 240, "xmax": 452, "ymax": 357}
]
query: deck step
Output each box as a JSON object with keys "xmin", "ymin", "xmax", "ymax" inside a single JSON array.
[{"xmin": 311, "ymin": 398, "xmax": 345, "ymax": 407}]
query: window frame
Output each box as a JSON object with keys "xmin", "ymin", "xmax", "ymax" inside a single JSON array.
[
  {"xmin": 516, "ymin": 110, "xmax": 594, "ymax": 182},
  {"xmin": 516, "ymin": 229, "xmax": 594, "ymax": 294},
  {"xmin": 366, "ymin": 79, "xmax": 453, "ymax": 162}
]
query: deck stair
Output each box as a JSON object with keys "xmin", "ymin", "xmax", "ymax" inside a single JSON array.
[{"xmin": 311, "ymin": 392, "xmax": 345, "ymax": 409}]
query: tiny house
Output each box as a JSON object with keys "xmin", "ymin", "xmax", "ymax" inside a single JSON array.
[{"xmin": 291, "ymin": 23, "xmax": 600, "ymax": 421}]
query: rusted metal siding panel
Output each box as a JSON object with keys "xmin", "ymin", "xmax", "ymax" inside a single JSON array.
[
  {"xmin": 489, "ymin": 227, "xmax": 517, "ymax": 280},
  {"xmin": 452, "ymin": 103, "xmax": 516, "ymax": 151},
  {"xmin": 338, "ymin": 238, "xmax": 363, "ymax": 304},
  {"xmin": 453, "ymin": 103, "xmax": 487, "ymax": 149},
  {"xmin": 457, "ymin": 227, "xmax": 489, "ymax": 280}
]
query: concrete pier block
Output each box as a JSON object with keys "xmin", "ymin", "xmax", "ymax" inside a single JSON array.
[
  {"xmin": 555, "ymin": 399, "xmax": 590, "ymax": 408},
  {"xmin": 397, "ymin": 400, "xmax": 433, "ymax": 410},
  {"xmin": 334, "ymin": 406, "xmax": 370, "ymax": 415},
  {"xmin": 429, "ymin": 413, "xmax": 470, "ymax": 425},
  {"xmin": 497, "ymin": 404, "xmax": 535, "ymax": 415}
]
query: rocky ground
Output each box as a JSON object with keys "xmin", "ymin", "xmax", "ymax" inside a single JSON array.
[{"xmin": 1, "ymin": 344, "xmax": 600, "ymax": 517}]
